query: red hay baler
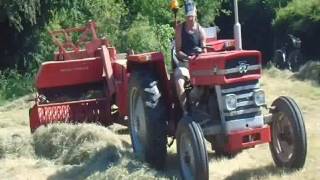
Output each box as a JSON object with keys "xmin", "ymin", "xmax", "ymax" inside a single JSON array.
[
  {"xmin": 29, "ymin": 21, "xmax": 129, "ymax": 131},
  {"xmin": 29, "ymin": 9, "xmax": 307, "ymax": 179}
]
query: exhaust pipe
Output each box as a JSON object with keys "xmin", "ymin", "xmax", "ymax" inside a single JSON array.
[{"xmin": 233, "ymin": 0, "xmax": 242, "ymax": 50}]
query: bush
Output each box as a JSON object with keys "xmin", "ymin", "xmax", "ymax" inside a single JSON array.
[
  {"xmin": 153, "ymin": 23, "xmax": 175, "ymax": 68},
  {"xmin": 0, "ymin": 70, "xmax": 34, "ymax": 105},
  {"xmin": 294, "ymin": 61, "xmax": 320, "ymax": 84},
  {"xmin": 274, "ymin": 0, "xmax": 320, "ymax": 30},
  {"xmin": 124, "ymin": 15, "xmax": 174, "ymax": 67},
  {"xmin": 125, "ymin": 15, "xmax": 159, "ymax": 53}
]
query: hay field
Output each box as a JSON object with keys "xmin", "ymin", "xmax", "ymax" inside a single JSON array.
[{"xmin": 0, "ymin": 68, "xmax": 319, "ymax": 180}]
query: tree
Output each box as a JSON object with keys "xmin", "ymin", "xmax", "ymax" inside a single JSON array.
[{"xmin": 0, "ymin": 0, "xmax": 127, "ymax": 71}]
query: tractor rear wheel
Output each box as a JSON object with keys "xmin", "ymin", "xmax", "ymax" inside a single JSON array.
[
  {"xmin": 269, "ymin": 96, "xmax": 307, "ymax": 169},
  {"xmin": 177, "ymin": 116, "xmax": 209, "ymax": 180},
  {"xmin": 128, "ymin": 70, "xmax": 168, "ymax": 169}
]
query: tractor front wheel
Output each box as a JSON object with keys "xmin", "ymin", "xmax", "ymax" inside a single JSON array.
[
  {"xmin": 269, "ymin": 96, "xmax": 307, "ymax": 169},
  {"xmin": 128, "ymin": 70, "xmax": 168, "ymax": 169},
  {"xmin": 177, "ymin": 116, "xmax": 209, "ymax": 180}
]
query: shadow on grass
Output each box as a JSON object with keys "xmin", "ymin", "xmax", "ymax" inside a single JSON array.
[
  {"xmin": 207, "ymin": 151, "xmax": 241, "ymax": 161},
  {"xmin": 207, "ymin": 151, "xmax": 297, "ymax": 179},
  {"xmin": 48, "ymin": 145, "xmax": 292, "ymax": 179},
  {"xmin": 225, "ymin": 164, "xmax": 295, "ymax": 180},
  {"xmin": 165, "ymin": 152, "xmax": 180, "ymax": 179}
]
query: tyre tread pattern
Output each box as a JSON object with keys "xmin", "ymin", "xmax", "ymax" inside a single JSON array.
[{"xmin": 129, "ymin": 70, "xmax": 168, "ymax": 169}]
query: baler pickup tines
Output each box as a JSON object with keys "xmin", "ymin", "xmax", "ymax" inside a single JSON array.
[{"xmin": 30, "ymin": 98, "xmax": 111, "ymax": 132}]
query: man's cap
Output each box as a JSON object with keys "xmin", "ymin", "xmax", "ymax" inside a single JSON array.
[{"xmin": 184, "ymin": 0, "xmax": 197, "ymax": 17}]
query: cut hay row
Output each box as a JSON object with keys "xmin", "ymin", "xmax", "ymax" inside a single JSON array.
[{"xmin": 0, "ymin": 123, "xmax": 168, "ymax": 179}]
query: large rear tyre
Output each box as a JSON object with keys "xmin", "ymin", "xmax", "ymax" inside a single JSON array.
[
  {"xmin": 177, "ymin": 116, "xmax": 209, "ymax": 180},
  {"xmin": 128, "ymin": 70, "xmax": 168, "ymax": 169},
  {"xmin": 269, "ymin": 96, "xmax": 307, "ymax": 169}
]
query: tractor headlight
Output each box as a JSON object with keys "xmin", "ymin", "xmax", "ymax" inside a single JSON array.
[
  {"xmin": 224, "ymin": 94, "xmax": 237, "ymax": 111},
  {"xmin": 253, "ymin": 90, "xmax": 266, "ymax": 106}
]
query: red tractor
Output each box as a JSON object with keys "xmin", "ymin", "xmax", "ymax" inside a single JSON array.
[{"xmin": 29, "ymin": 2, "xmax": 307, "ymax": 179}]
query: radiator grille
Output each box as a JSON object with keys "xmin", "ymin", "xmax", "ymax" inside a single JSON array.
[
  {"xmin": 225, "ymin": 57, "xmax": 259, "ymax": 79},
  {"xmin": 221, "ymin": 80, "xmax": 261, "ymax": 121}
]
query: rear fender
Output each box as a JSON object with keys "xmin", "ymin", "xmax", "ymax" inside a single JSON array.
[
  {"xmin": 127, "ymin": 53, "xmax": 171, "ymax": 94},
  {"xmin": 126, "ymin": 52, "xmax": 173, "ymax": 120}
]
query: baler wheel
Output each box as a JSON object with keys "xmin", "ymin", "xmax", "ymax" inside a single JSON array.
[
  {"xmin": 128, "ymin": 70, "xmax": 167, "ymax": 169},
  {"xmin": 177, "ymin": 116, "xmax": 208, "ymax": 180},
  {"xmin": 269, "ymin": 96, "xmax": 307, "ymax": 169}
]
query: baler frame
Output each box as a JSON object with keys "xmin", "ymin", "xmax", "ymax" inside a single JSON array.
[{"xmin": 29, "ymin": 21, "xmax": 127, "ymax": 132}]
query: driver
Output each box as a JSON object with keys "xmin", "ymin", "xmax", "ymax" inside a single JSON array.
[{"xmin": 174, "ymin": 0, "xmax": 206, "ymax": 114}]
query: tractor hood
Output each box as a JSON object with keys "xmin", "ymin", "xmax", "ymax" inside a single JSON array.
[{"xmin": 189, "ymin": 50, "xmax": 262, "ymax": 85}]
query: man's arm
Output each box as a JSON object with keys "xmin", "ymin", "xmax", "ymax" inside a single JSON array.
[
  {"xmin": 175, "ymin": 24, "xmax": 190, "ymax": 60},
  {"xmin": 199, "ymin": 25, "xmax": 207, "ymax": 53}
]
